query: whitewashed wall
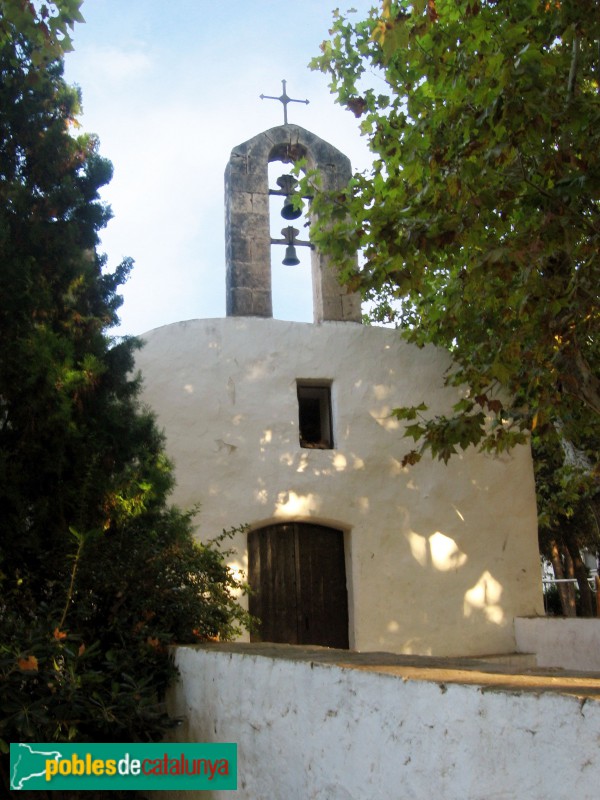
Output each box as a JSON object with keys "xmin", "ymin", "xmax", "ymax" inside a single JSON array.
[
  {"xmin": 154, "ymin": 645, "xmax": 600, "ymax": 800},
  {"xmin": 136, "ymin": 317, "xmax": 543, "ymax": 656},
  {"xmin": 516, "ymin": 617, "xmax": 600, "ymax": 671}
]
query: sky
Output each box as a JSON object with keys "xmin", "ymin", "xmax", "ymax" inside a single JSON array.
[{"xmin": 62, "ymin": 1, "xmax": 378, "ymax": 336}]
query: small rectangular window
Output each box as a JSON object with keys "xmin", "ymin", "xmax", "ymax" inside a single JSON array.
[{"xmin": 297, "ymin": 382, "xmax": 333, "ymax": 449}]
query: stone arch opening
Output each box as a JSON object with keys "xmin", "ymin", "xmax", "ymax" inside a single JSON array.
[
  {"xmin": 268, "ymin": 160, "xmax": 313, "ymax": 322},
  {"xmin": 224, "ymin": 124, "xmax": 361, "ymax": 323}
]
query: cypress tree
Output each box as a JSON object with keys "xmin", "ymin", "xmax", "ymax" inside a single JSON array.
[{"xmin": 0, "ymin": 8, "xmax": 249, "ymax": 787}]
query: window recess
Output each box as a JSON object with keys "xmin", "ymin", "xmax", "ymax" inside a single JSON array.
[{"xmin": 297, "ymin": 382, "xmax": 333, "ymax": 449}]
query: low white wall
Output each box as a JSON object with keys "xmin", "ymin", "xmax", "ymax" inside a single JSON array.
[
  {"xmin": 515, "ymin": 617, "xmax": 600, "ymax": 671},
  {"xmin": 157, "ymin": 646, "xmax": 600, "ymax": 800}
]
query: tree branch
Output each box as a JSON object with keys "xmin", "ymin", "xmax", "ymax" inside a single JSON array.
[
  {"xmin": 556, "ymin": 340, "xmax": 600, "ymax": 418},
  {"xmin": 567, "ymin": 29, "xmax": 580, "ymax": 103}
]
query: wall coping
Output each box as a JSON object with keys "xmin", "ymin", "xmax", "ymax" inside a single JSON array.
[{"xmin": 176, "ymin": 642, "xmax": 600, "ymax": 701}]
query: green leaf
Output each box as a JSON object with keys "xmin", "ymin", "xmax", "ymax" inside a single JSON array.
[{"xmin": 404, "ymin": 423, "xmax": 426, "ymax": 441}]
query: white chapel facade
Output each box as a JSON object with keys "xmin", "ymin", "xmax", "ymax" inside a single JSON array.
[{"xmin": 135, "ymin": 121, "xmax": 544, "ymax": 657}]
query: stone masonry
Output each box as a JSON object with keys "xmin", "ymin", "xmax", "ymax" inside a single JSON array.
[{"xmin": 224, "ymin": 124, "xmax": 362, "ymax": 322}]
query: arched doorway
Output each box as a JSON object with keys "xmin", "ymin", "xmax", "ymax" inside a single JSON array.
[{"xmin": 248, "ymin": 522, "xmax": 349, "ymax": 649}]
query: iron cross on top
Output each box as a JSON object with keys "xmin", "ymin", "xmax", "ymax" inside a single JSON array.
[{"xmin": 260, "ymin": 79, "xmax": 309, "ymax": 125}]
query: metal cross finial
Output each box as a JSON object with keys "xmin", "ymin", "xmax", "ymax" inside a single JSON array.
[{"xmin": 260, "ymin": 79, "xmax": 309, "ymax": 125}]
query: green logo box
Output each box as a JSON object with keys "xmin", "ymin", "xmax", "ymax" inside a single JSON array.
[{"xmin": 10, "ymin": 742, "xmax": 237, "ymax": 791}]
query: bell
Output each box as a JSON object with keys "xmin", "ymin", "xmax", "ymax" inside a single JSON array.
[
  {"xmin": 277, "ymin": 174, "xmax": 303, "ymax": 220},
  {"xmin": 282, "ymin": 244, "xmax": 300, "ymax": 266},
  {"xmin": 281, "ymin": 194, "xmax": 302, "ymax": 220}
]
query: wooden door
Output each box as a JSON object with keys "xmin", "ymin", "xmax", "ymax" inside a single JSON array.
[{"xmin": 248, "ymin": 523, "xmax": 349, "ymax": 649}]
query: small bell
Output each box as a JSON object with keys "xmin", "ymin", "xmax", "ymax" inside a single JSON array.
[
  {"xmin": 282, "ymin": 244, "xmax": 300, "ymax": 266},
  {"xmin": 281, "ymin": 226, "xmax": 301, "ymax": 266}
]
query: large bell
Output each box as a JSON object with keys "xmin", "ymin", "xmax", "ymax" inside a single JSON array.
[
  {"xmin": 282, "ymin": 243, "xmax": 300, "ymax": 266},
  {"xmin": 281, "ymin": 194, "xmax": 302, "ymax": 220},
  {"xmin": 277, "ymin": 174, "xmax": 302, "ymax": 220}
]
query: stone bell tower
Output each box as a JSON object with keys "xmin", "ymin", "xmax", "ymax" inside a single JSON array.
[{"xmin": 224, "ymin": 114, "xmax": 362, "ymax": 322}]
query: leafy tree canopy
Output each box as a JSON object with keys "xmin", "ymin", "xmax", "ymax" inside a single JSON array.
[
  {"xmin": 0, "ymin": 0, "xmax": 84, "ymax": 61},
  {"xmin": 0, "ymin": 2, "xmax": 250, "ymax": 783},
  {"xmin": 307, "ymin": 0, "xmax": 599, "ymax": 527}
]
